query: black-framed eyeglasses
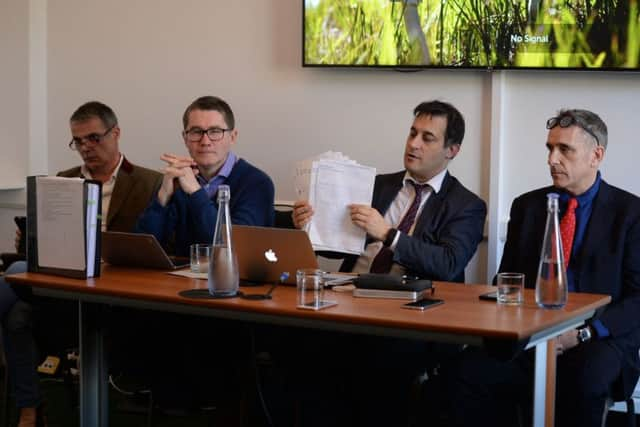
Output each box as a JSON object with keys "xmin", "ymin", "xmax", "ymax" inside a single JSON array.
[
  {"xmin": 183, "ymin": 127, "xmax": 232, "ymax": 143},
  {"xmin": 68, "ymin": 125, "xmax": 116, "ymax": 151},
  {"xmin": 546, "ymin": 115, "xmax": 600, "ymax": 146}
]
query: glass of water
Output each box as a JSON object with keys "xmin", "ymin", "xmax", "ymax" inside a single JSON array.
[{"xmin": 496, "ymin": 272, "xmax": 524, "ymax": 305}]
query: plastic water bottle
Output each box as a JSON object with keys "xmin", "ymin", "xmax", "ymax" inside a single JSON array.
[
  {"xmin": 535, "ymin": 193, "xmax": 568, "ymax": 309},
  {"xmin": 208, "ymin": 185, "xmax": 239, "ymax": 297}
]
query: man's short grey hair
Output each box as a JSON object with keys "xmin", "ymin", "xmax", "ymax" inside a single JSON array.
[
  {"xmin": 556, "ymin": 109, "xmax": 608, "ymax": 150},
  {"xmin": 70, "ymin": 101, "xmax": 118, "ymax": 130}
]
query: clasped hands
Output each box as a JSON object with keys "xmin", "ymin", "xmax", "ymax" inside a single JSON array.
[
  {"xmin": 292, "ymin": 201, "xmax": 391, "ymax": 241},
  {"xmin": 157, "ymin": 153, "xmax": 201, "ymax": 206}
]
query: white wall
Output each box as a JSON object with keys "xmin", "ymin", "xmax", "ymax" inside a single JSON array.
[
  {"xmin": 2, "ymin": 0, "xmax": 640, "ymax": 283},
  {"xmin": 489, "ymin": 71, "xmax": 640, "ymax": 274},
  {"xmin": 0, "ymin": 0, "xmax": 29, "ymax": 191}
]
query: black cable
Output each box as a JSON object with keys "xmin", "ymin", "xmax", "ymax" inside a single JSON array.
[{"xmin": 241, "ymin": 272, "xmax": 289, "ymax": 300}]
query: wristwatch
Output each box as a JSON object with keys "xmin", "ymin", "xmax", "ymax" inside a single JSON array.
[
  {"xmin": 383, "ymin": 228, "xmax": 398, "ymax": 247},
  {"xmin": 577, "ymin": 326, "xmax": 593, "ymax": 343}
]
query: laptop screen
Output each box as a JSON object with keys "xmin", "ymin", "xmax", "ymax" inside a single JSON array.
[{"xmin": 233, "ymin": 226, "xmax": 318, "ymax": 285}]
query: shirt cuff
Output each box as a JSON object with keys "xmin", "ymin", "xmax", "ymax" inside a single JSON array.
[{"xmin": 591, "ymin": 319, "xmax": 610, "ymax": 339}]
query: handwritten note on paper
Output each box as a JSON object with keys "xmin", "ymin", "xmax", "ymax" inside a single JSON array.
[{"xmin": 36, "ymin": 177, "xmax": 86, "ymax": 270}]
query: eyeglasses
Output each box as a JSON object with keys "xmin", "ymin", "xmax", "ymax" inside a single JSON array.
[
  {"xmin": 546, "ymin": 115, "xmax": 600, "ymax": 146},
  {"xmin": 68, "ymin": 125, "xmax": 115, "ymax": 151},
  {"xmin": 183, "ymin": 127, "xmax": 231, "ymax": 143}
]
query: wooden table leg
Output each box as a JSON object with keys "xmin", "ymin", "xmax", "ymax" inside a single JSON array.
[{"xmin": 545, "ymin": 339, "xmax": 557, "ymax": 427}]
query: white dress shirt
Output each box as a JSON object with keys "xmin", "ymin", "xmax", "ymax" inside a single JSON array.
[
  {"xmin": 352, "ymin": 168, "xmax": 447, "ymax": 274},
  {"xmin": 81, "ymin": 154, "xmax": 124, "ymax": 231}
]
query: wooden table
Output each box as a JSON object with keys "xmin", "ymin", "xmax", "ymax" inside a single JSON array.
[{"xmin": 6, "ymin": 266, "xmax": 610, "ymax": 427}]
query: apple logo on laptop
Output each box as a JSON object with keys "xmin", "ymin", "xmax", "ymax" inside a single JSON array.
[{"xmin": 264, "ymin": 249, "xmax": 278, "ymax": 263}]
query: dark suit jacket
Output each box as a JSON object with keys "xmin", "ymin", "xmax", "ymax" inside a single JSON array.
[
  {"xmin": 499, "ymin": 180, "xmax": 640, "ymax": 394},
  {"xmin": 341, "ymin": 171, "xmax": 487, "ymax": 282},
  {"xmin": 57, "ymin": 156, "xmax": 162, "ymax": 232}
]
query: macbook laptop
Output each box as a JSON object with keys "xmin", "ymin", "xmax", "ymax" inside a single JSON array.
[
  {"xmin": 233, "ymin": 225, "xmax": 318, "ymax": 285},
  {"xmin": 101, "ymin": 231, "xmax": 189, "ymax": 270}
]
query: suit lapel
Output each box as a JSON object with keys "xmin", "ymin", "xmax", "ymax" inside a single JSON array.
[
  {"xmin": 107, "ymin": 162, "xmax": 134, "ymax": 228},
  {"xmin": 374, "ymin": 172, "xmax": 404, "ymax": 215},
  {"xmin": 575, "ymin": 181, "xmax": 611, "ymax": 292},
  {"xmin": 412, "ymin": 172, "xmax": 450, "ymax": 233}
]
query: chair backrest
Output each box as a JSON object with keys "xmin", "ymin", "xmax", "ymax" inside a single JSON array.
[{"xmin": 274, "ymin": 203, "xmax": 294, "ymax": 229}]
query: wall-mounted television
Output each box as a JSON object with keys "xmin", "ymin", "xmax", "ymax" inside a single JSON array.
[{"xmin": 303, "ymin": 0, "xmax": 640, "ymax": 70}]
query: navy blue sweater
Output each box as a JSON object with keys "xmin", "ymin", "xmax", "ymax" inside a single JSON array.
[{"xmin": 135, "ymin": 158, "xmax": 275, "ymax": 256}]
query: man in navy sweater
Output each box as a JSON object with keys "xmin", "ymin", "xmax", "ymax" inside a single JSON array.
[
  {"xmin": 131, "ymin": 96, "xmax": 274, "ymax": 411},
  {"xmin": 136, "ymin": 95, "xmax": 275, "ymax": 255}
]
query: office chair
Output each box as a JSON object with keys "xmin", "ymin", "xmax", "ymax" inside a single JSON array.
[
  {"xmin": 603, "ymin": 375, "xmax": 637, "ymax": 427},
  {"xmin": 274, "ymin": 203, "xmax": 294, "ymax": 229}
]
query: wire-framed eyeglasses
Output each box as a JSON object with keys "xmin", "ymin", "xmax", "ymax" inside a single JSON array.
[
  {"xmin": 68, "ymin": 125, "xmax": 116, "ymax": 151},
  {"xmin": 183, "ymin": 127, "xmax": 232, "ymax": 143},
  {"xmin": 546, "ymin": 115, "xmax": 600, "ymax": 146}
]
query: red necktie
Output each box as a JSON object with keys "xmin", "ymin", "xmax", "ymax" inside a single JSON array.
[
  {"xmin": 560, "ymin": 197, "xmax": 578, "ymax": 269},
  {"xmin": 369, "ymin": 182, "xmax": 430, "ymax": 274}
]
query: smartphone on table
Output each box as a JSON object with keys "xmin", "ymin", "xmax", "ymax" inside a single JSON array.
[
  {"xmin": 478, "ymin": 291, "xmax": 498, "ymax": 301},
  {"xmin": 402, "ymin": 298, "xmax": 444, "ymax": 311}
]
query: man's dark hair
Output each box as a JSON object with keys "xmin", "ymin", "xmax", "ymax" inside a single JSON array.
[
  {"xmin": 413, "ymin": 100, "xmax": 465, "ymax": 147},
  {"xmin": 182, "ymin": 96, "xmax": 235, "ymax": 130},
  {"xmin": 70, "ymin": 101, "xmax": 118, "ymax": 129}
]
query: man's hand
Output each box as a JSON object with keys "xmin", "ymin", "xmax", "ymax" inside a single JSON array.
[
  {"xmin": 157, "ymin": 153, "xmax": 200, "ymax": 206},
  {"xmin": 292, "ymin": 200, "xmax": 314, "ymax": 229},
  {"xmin": 14, "ymin": 228, "xmax": 21, "ymax": 253},
  {"xmin": 349, "ymin": 204, "xmax": 391, "ymax": 241},
  {"xmin": 555, "ymin": 329, "xmax": 579, "ymax": 355}
]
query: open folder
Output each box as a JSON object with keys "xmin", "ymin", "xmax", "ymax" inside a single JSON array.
[{"xmin": 26, "ymin": 176, "xmax": 102, "ymax": 279}]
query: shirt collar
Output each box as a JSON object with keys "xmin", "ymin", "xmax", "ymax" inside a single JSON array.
[
  {"xmin": 197, "ymin": 151, "xmax": 237, "ymax": 186},
  {"xmin": 403, "ymin": 168, "xmax": 447, "ymax": 194},
  {"xmin": 80, "ymin": 153, "xmax": 123, "ymax": 183},
  {"xmin": 558, "ymin": 171, "xmax": 601, "ymax": 207}
]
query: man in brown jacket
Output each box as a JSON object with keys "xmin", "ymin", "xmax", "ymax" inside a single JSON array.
[{"xmin": 4, "ymin": 101, "xmax": 161, "ymax": 426}]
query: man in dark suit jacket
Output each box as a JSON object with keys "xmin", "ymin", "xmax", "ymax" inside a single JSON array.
[
  {"xmin": 293, "ymin": 100, "xmax": 486, "ymax": 281},
  {"xmin": 290, "ymin": 101, "xmax": 486, "ymax": 427},
  {"xmin": 2, "ymin": 101, "xmax": 161, "ymax": 426},
  {"xmin": 451, "ymin": 109, "xmax": 640, "ymax": 427}
]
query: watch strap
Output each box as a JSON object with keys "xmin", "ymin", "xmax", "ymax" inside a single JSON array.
[{"xmin": 383, "ymin": 228, "xmax": 398, "ymax": 247}]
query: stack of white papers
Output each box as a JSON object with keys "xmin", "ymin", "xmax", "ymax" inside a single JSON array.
[{"xmin": 294, "ymin": 152, "xmax": 376, "ymax": 255}]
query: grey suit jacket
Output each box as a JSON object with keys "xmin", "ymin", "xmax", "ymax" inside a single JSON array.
[
  {"xmin": 340, "ymin": 171, "xmax": 487, "ymax": 282},
  {"xmin": 57, "ymin": 156, "xmax": 162, "ymax": 232}
]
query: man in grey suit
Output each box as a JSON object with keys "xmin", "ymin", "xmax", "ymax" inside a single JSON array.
[
  {"xmin": 290, "ymin": 100, "xmax": 486, "ymax": 427},
  {"xmin": 3, "ymin": 101, "xmax": 161, "ymax": 426},
  {"xmin": 293, "ymin": 100, "xmax": 486, "ymax": 281}
]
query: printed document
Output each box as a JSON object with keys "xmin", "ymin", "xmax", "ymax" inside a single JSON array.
[
  {"xmin": 294, "ymin": 152, "xmax": 375, "ymax": 254},
  {"xmin": 36, "ymin": 177, "xmax": 86, "ymax": 270}
]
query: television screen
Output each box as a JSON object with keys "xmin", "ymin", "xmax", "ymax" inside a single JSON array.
[{"xmin": 303, "ymin": 0, "xmax": 640, "ymax": 70}]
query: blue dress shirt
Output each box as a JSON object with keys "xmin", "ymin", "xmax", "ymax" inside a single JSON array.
[{"xmin": 558, "ymin": 171, "xmax": 608, "ymax": 337}]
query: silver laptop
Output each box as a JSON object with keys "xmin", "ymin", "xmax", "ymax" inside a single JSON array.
[
  {"xmin": 101, "ymin": 231, "xmax": 189, "ymax": 270},
  {"xmin": 233, "ymin": 225, "xmax": 318, "ymax": 285}
]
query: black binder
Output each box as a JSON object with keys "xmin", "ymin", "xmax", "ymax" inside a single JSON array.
[{"xmin": 26, "ymin": 176, "xmax": 102, "ymax": 279}]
